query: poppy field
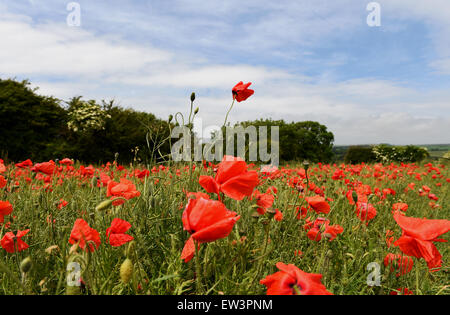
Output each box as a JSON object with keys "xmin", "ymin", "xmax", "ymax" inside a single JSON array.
[
  {"xmin": 1, "ymin": 82, "xmax": 449, "ymax": 296},
  {"xmin": 0, "ymin": 154, "xmax": 449, "ymax": 295}
]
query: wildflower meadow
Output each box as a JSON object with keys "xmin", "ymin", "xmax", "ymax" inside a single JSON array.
[{"xmin": 0, "ymin": 81, "xmax": 449, "ymax": 296}]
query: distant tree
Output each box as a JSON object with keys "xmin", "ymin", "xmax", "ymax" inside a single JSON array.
[
  {"xmin": 238, "ymin": 119, "xmax": 335, "ymax": 163},
  {"xmin": 0, "ymin": 79, "xmax": 66, "ymax": 162},
  {"xmin": 344, "ymin": 146, "xmax": 376, "ymax": 164},
  {"xmin": 61, "ymin": 98, "xmax": 171, "ymax": 164}
]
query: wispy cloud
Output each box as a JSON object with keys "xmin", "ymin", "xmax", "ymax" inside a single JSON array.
[{"xmin": 0, "ymin": 0, "xmax": 449, "ymax": 145}]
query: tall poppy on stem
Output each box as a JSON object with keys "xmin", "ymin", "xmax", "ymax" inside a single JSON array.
[
  {"xmin": 199, "ymin": 155, "xmax": 258, "ymax": 201},
  {"xmin": 223, "ymin": 81, "xmax": 254, "ymax": 126},
  {"xmin": 260, "ymin": 262, "xmax": 333, "ymax": 295}
]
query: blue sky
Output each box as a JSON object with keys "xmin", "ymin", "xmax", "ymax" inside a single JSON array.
[{"xmin": 1, "ymin": 0, "xmax": 449, "ymax": 144}]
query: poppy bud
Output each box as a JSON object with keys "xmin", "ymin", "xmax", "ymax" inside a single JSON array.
[
  {"xmin": 20, "ymin": 256, "xmax": 33, "ymax": 273},
  {"xmin": 194, "ymin": 107, "xmax": 199, "ymax": 115},
  {"xmin": 303, "ymin": 160, "xmax": 310, "ymax": 170},
  {"xmin": 95, "ymin": 199, "xmax": 113, "ymax": 211},
  {"xmin": 190, "ymin": 92, "xmax": 196, "ymax": 102},
  {"xmin": 168, "ymin": 114, "xmax": 173, "ymax": 123},
  {"xmin": 120, "ymin": 258, "xmax": 134, "ymax": 284}
]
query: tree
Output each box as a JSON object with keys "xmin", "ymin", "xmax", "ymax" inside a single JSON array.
[
  {"xmin": 0, "ymin": 79, "xmax": 66, "ymax": 162},
  {"xmin": 238, "ymin": 119, "xmax": 335, "ymax": 163},
  {"xmin": 344, "ymin": 146, "xmax": 376, "ymax": 164}
]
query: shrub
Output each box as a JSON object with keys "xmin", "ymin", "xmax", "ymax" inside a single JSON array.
[
  {"xmin": 344, "ymin": 146, "xmax": 376, "ymax": 164},
  {"xmin": 372, "ymin": 144, "xmax": 429, "ymax": 163}
]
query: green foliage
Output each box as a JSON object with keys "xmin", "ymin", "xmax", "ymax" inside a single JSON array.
[
  {"xmin": 0, "ymin": 79, "xmax": 171, "ymax": 164},
  {"xmin": 238, "ymin": 119, "xmax": 335, "ymax": 163},
  {"xmin": 60, "ymin": 98, "xmax": 171, "ymax": 164},
  {"xmin": 0, "ymin": 79, "xmax": 67, "ymax": 162},
  {"xmin": 344, "ymin": 146, "xmax": 376, "ymax": 164},
  {"xmin": 372, "ymin": 144, "xmax": 429, "ymax": 163},
  {"xmin": 0, "ymin": 161, "xmax": 448, "ymax": 295}
]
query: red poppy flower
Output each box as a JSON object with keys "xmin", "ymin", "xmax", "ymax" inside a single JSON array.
[
  {"xmin": 386, "ymin": 230, "xmax": 395, "ymax": 248},
  {"xmin": 57, "ymin": 199, "xmax": 68, "ymax": 209},
  {"xmin": 107, "ymin": 178, "xmax": 141, "ymax": 205},
  {"xmin": 15, "ymin": 159, "xmax": 33, "ymax": 169},
  {"xmin": 0, "ymin": 201, "xmax": 13, "ymax": 224},
  {"xmin": 392, "ymin": 203, "xmax": 408, "ymax": 212},
  {"xmin": 393, "ymin": 212, "xmax": 450, "ymax": 271},
  {"xmin": 305, "ymin": 195, "xmax": 330, "ymax": 214},
  {"xmin": 185, "ymin": 191, "xmax": 210, "ymax": 200},
  {"xmin": 260, "ymin": 262, "xmax": 333, "ymax": 295},
  {"xmin": 59, "ymin": 158, "xmax": 74, "ymax": 165},
  {"xmin": 383, "ymin": 253, "xmax": 414, "ymax": 277},
  {"xmin": 181, "ymin": 198, "xmax": 240, "ymax": 262},
  {"xmin": 199, "ymin": 155, "xmax": 258, "ymax": 201},
  {"xmin": 69, "ymin": 219, "xmax": 101, "ymax": 252},
  {"xmin": 1, "ymin": 229, "xmax": 30, "ymax": 253},
  {"xmin": 0, "ymin": 160, "xmax": 5, "ymax": 173},
  {"xmin": 232, "ymin": 81, "xmax": 254, "ymax": 102},
  {"xmin": 31, "ymin": 161, "xmax": 55, "ymax": 175},
  {"xmin": 106, "ymin": 218, "xmax": 134, "ymax": 247},
  {"xmin": 304, "ymin": 217, "xmax": 343, "ymax": 242},
  {"xmin": 97, "ymin": 172, "xmax": 111, "ymax": 187},
  {"xmin": 390, "ymin": 288, "xmax": 413, "ymax": 295},
  {"xmin": 274, "ymin": 209, "xmax": 283, "ymax": 221},
  {"xmin": 0, "ymin": 175, "xmax": 6, "ymax": 189},
  {"xmin": 252, "ymin": 190, "xmax": 275, "ymax": 214},
  {"xmin": 355, "ymin": 202, "xmax": 377, "ymax": 224}
]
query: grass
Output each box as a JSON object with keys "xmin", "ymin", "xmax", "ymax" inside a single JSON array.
[{"xmin": 0, "ymin": 160, "xmax": 449, "ymax": 295}]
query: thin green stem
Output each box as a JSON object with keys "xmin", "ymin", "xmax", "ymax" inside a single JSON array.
[{"xmin": 223, "ymin": 98, "xmax": 236, "ymax": 127}]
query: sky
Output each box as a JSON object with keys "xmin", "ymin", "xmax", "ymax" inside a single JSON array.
[{"xmin": 0, "ymin": 0, "xmax": 449, "ymax": 145}]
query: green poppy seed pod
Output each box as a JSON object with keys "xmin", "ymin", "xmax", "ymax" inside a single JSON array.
[
  {"xmin": 303, "ymin": 160, "xmax": 310, "ymax": 170},
  {"xmin": 168, "ymin": 114, "xmax": 173, "ymax": 123},
  {"xmin": 194, "ymin": 107, "xmax": 199, "ymax": 115},
  {"xmin": 95, "ymin": 199, "xmax": 113, "ymax": 211},
  {"xmin": 352, "ymin": 191, "xmax": 358, "ymax": 204},
  {"xmin": 120, "ymin": 258, "xmax": 134, "ymax": 284},
  {"xmin": 20, "ymin": 256, "xmax": 33, "ymax": 273},
  {"xmin": 190, "ymin": 92, "xmax": 196, "ymax": 102}
]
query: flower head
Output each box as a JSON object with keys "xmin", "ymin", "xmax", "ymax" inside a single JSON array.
[
  {"xmin": 260, "ymin": 262, "xmax": 333, "ymax": 295},
  {"xmin": 232, "ymin": 81, "xmax": 254, "ymax": 102}
]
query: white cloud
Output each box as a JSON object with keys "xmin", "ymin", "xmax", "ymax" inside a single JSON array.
[
  {"xmin": 0, "ymin": 13, "xmax": 171, "ymax": 78},
  {"xmin": 1, "ymin": 3, "xmax": 449, "ymax": 146}
]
